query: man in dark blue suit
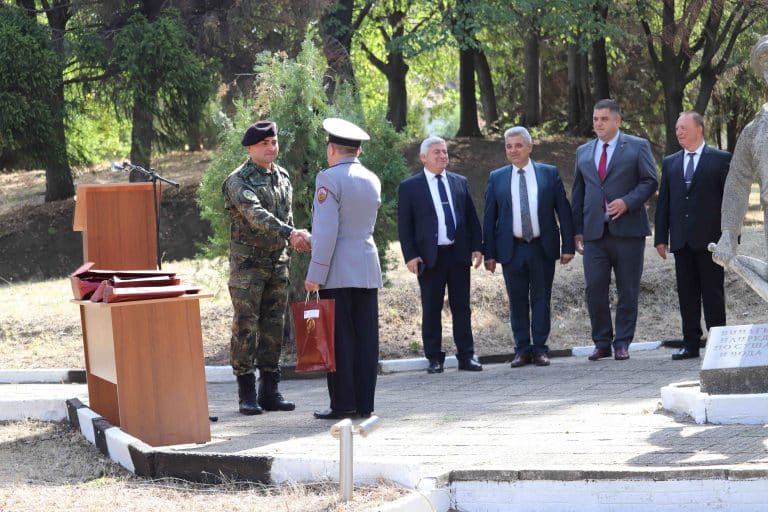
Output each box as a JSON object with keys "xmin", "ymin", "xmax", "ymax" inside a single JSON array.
[
  {"xmin": 483, "ymin": 126, "xmax": 575, "ymax": 367},
  {"xmin": 654, "ymin": 111, "xmax": 731, "ymax": 360},
  {"xmin": 398, "ymin": 136, "xmax": 483, "ymax": 373}
]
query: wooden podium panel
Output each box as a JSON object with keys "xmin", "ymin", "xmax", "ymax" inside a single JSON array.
[
  {"xmin": 73, "ymin": 183, "xmax": 161, "ymax": 270},
  {"xmin": 77, "ymin": 294, "xmax": 211, "ymax": 446}
]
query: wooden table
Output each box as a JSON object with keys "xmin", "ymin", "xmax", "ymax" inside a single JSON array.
[{"xmin": 74, "ymin": 294, "xmax": 212, "ymax": 446}]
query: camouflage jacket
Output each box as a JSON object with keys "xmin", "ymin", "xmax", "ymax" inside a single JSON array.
[{"xmin": 222, "ymin": 159, "xmax": 294, "ymax": 252}]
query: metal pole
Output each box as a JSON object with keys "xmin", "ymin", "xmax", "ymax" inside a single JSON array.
[
  {"xmin": 330, "ymin": 416, "xmax": 381, "ymax": 503},
  {"xmin": 338, "ymin": 420, "xmax": 354, "ymax": 502}
]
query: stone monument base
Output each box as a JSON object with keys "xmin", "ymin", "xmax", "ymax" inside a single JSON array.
[{"xmin": 661, "ymin": 380, "xmax": 768, "ymax": 424}]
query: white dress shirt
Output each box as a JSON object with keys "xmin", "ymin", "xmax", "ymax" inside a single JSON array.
[
  {"xmin": 682, "ymin": 141, "xmax": 706, "ymax": 178},
  {"xmin": 594, "ymin": 130, "xmax": 620, "ymax": 171},
  {"xmin": 424, "ymin": 168, "xmax": 456, "ymax": 245},
  {"xmin": 510, "ymin": 160, "xmax": 541, "ymax": 239}
]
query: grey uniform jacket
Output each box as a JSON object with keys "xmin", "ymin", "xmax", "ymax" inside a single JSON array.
[
  {"xmin": 571, "ymin": 131, "xmax": 658, "ymax": 241},
  {"xmin": 306, "ymin": 156, "xmax": 383, "ymax": 289}
]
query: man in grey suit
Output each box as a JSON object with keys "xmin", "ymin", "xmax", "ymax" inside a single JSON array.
[
  {"xmin": 571, "ymin": 99, "xmax": 658, "ymax": 361},
  {"xmin": 305, "ymin": 118, "xmax": 382, "ymax": 420}
]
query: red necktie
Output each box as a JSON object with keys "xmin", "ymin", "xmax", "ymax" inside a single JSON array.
[{"xmin": 598, "ymin": 142, "xmax": 608, "ymax": 181}]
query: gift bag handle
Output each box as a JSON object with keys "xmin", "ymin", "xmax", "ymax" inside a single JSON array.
[{"xmin": 304, "ymin": 290, "xmax": 320, "ymax": 304}]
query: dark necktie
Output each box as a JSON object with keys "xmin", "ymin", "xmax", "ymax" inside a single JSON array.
[
  {"xmin": 518, "ymin": 168, "xmax": 534, "ymax": 242},
  {"xmin": 598, "ymin": 142, "xmax": 609, "ymax": 181},
  {"xmin": 684, "ymin": 152, "xmax": 696, "ymax": 190},
  {"xmin": 435, "ymin": 174, "xmax": 456, "ymax": 241}
]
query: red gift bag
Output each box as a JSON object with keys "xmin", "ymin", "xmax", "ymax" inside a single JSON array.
[{"xmin": 291, "ymin": 292, "xmax": 336, "ymax": 373}]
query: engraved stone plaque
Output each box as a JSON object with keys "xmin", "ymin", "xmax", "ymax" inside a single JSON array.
[{"xmin": 700, "ymin": 324, "xmax": 768, "ymax": 394}]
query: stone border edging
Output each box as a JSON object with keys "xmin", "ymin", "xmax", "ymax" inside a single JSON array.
[{"xmin": 0, "ymin": 341, "xmax": 666, "ymax": 385}]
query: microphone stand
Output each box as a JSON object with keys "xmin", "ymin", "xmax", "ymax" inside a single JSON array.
[{"xmin": 121, "ymin": 162, "xmax": 179, "ymax": 270}]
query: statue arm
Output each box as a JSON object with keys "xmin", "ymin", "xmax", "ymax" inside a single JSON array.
[{"xmin": 713, "ymin": 127, "xmax": 757, "ymax": 266}]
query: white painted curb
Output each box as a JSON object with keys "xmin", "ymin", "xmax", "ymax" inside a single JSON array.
[
  {"xmin": 0, "ymin": 369, "xmax": 76, "ymax": 384},
  {"xmin": 572, "ymin": 340, "xmax": 661, "ymax": 357},
  {"xmin": 380, "ymin": 356, "xmax": 458, "ymax": 374},
  {"xmin": 366, "ymin": 490, "xmax": 445, "ymax": 512},
  {"xmin": 0, "ymin": 342, "xmax": 668, "ymax": 384},
  {"xmin": 0, "ymin": 383, "xmax": 88, "ymax": 421},
  {"xmin": 661, "ymin": 381, "xmax": 768, "ymax": 425},
  {"xmin": 77, "ymin": 407, "xmax": 101, "ymax": 444},
  {"xmin": 104, "ymin": 426, "xmax": 139, "ymax": 472},
  {"xmin": 0, "ymin": 397, "xmax": 68, "ymax": 421}
]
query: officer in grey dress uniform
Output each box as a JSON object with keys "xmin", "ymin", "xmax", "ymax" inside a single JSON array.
[{"xmin": 305, "ymin": 118, "xmax": 383, "ymax": 420}]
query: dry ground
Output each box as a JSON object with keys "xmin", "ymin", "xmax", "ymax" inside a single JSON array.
[
  {"xmin": 1, "ymin": 141, "xmax": 767, "ymax": 368},
  {"xmin": 0, "ymin": 421, "xmax": 406, "ymax": 512},
  {"xmin": 0, "ymin": 151, "xmax": 211, "ymax": 218},
  {"xmin": 2, "ymin": 228, "xmax": 767, "ymax": 369}
]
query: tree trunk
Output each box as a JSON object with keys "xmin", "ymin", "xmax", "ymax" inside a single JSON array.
[
  {"xmin": 130, "ymin": 92, "xmax": 155, "ymax": 172},
  {"xmin": 591, "ymin": 3, "xmax": 610, "ymax": 101},
  {"xmin": 456, "ymin": 48, "xmax": 482, "ymax": 137},
  {"xmin": 523, "ymin": 26, "xmax": 541, "ymax": 127},
  {"xmin": 567, "ymin": 45, "xmax": 594, "ymax": 137},
  {"xmin": 474, "ymin": 49, "xmax": 497, "ymax": 128},
  {"xmin": 567, "ymin": 45, "xmax": 580, "ymax": 132},
  {"xmin": 43, "ymin": 0, "xmax": 75, "ymax": 202},
  {"xmin": 386, "ymin": 53, "xmax": 408, "ymax": 132},
  {"xmin": 693, "ymin": 67, "xmax": 718, "ymax": 117},
  {"xmin": 45, "ymin": 78, "xmax": 75, "ymax": 201},
  {"xmin": 186, "ymin": 122, "xmax": 202, "ymax": 152},
  {"xmin": 661, "ymin": 79, "xmax": 685, "ymax": 155},
  {"xmin": 320, "ymin": 0, "xmax": 357, "ymax": 100}
]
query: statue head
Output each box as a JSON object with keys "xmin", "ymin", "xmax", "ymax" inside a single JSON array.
[{"xmin": 750, "ymin": 35, "xmax": 768, "ymax": 84}]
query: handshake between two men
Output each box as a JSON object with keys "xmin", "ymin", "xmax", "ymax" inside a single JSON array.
[{"xmin": 289, "ymin": 229, "xmax": 311, "ymax": 253}]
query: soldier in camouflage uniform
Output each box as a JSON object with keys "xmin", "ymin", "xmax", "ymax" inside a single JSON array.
[{"xmin": 222, "ymin": 120, "xmax": 309, "ymax": 415}]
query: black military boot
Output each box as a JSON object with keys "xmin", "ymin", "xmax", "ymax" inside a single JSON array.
[
  {"xmin": 258, "ymin": 371, "xmax": 296, "ymax": 411},
  {"xmin": 237, "ymin": 373, "xmax": 263, "ymax": 415}
]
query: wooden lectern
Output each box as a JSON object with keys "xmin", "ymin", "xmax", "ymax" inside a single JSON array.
[
  {"xmin": 73, "ymin": 183, "xmax": 161, "ymax": 270},
  {"xmin": 72, "ymin": 182, "xmax": 211, "ymax": 446},
  {"xmin": 75, "ymin": 294, "xmax": 212, "ymax": 446}
]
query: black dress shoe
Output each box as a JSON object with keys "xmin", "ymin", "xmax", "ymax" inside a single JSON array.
[
  {"xmin": 614, "ymin": 346, "xmax": 630, "ymax": 360},
  {"xmin": 427, "ymin": 359, "xmax": 444, "ymax": 374},
  {"xmin": 588, "ymin": 347, "xmax": 612, "ymax": 361},
  {"xmin": 510, "ymin": 353, "xmax": 532, "ymax": 367},
  {"xmin": 672, "ymin": 348, "xmax": 700, "ymax": 360},
  {"xmin": 313, "ymin": 409, "xmax": 358, "ymax": 420},
  {"xmin": 458, "ymin": 357, "xmax": 483, "ymax": 371},
  {"xmin": 533, "ymin": 353, "xmax": 550, "ymax": 366}
]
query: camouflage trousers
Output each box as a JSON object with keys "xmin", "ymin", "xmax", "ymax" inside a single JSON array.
[{"xmin": 228, "ymin": 248, "xmax": 289, "ymax": 376}]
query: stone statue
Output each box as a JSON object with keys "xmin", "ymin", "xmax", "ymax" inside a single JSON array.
[{"xmin": 710, "ymin": 35, "xmax": 768, "ymax": 302}]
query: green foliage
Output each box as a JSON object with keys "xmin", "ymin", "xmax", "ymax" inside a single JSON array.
[
  {"xmin": 65, "ymin": 91, "xmax": 131, "ymax": 166},
  {"xmin": 198, "ymin": 37, "xmax": 409, "ymax": 295},
  {"xmin": 0, "ymin": 5, "xmax": 58, "ymax": 166},
  {"xmin": 112, "ymin": 10, "xmax": 217, "ymax": 152}
]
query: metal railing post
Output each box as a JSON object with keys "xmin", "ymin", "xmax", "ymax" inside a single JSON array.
[{"xmin": 329, "ymin": 415, "xmax": 382, "ymax": 503}]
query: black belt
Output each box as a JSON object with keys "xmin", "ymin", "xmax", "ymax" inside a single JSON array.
[{"xmin": 438, "ymin": 244, "xmax": 454, "ymax": 251}]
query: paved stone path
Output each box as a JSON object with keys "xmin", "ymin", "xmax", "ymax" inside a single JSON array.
[{"xmin": 177, "ymin": 349, "xmax": 768, "ymax": 477}]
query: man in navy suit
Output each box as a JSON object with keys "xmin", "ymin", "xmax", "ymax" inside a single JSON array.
[
  {"xmin": 397, "ymin": 136, "xmax": 483, "ymax": 374},
  {"xmin": 483, "ymin": 126, "xmax": 575, "ymax": 367},
  {"xmin": 571, "ymin": 99, "xmax": 658, "ymax": 361},
  {"xmin": 655, "ymin": 111, "xmax": 731, "ymax": 360}
]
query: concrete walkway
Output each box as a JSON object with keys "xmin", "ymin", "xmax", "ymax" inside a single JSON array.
[
  {"xmin": 195, "ymin": 348, "xmax": 768, "ymax": 474},
  {"xmin": 5, "ymin": 347, "xmax": 768, "ymax": 511}
]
